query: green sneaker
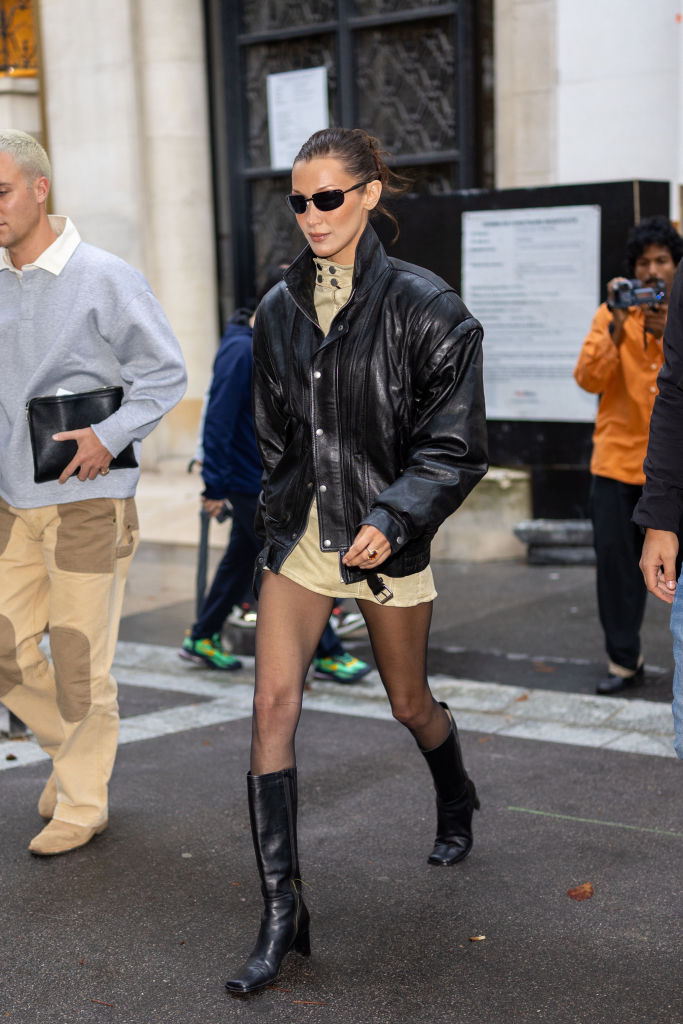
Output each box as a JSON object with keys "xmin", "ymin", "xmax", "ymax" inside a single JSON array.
[
  {"xmin": 179, "ymin": 632, "xmax": 242, "ymax": 671},
  {"xmin": 313, "ymin": 652, "xmax": 371, "ymax": 683}
]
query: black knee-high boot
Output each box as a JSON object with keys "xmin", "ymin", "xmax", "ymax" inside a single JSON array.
[
  {"xmin": 225, "ymin": 768, "xmax": 310, "ymax": 995},
  {"xmin": 419, "ymin": 701, "xmax": 480, "ymax": 866}
]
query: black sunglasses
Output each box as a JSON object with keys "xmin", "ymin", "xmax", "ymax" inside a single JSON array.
[{"xmin": 286, "ymin": 180, "xmax": 371, "ymax": 215}]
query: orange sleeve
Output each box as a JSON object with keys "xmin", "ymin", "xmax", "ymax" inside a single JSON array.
[{"xmin": 574, "ymin": 303, "xmax": 620, "ymax": 394}]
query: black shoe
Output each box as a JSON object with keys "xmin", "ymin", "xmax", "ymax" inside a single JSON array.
[
  {"xmin": 596, "ymin": 663, "xmax": 644, "ymax": 695},
  {"xmin": 419, "ymin": 702, "xmax": 480, "ymax": 866},
  {"xmin": 429, "ymin": 778, "xmax": 481, "ymax": 866},
  {"xmin": 225, "ymin": 769, "xmax": 310, "ymax": 996}
]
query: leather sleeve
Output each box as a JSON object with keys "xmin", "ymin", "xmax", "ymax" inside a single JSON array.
[
  {"xmin": 251, "ymin": 305, "xmax": 289, "ymax": 538},
  {"xmin": 361, "ymin": 294, "xmax": 488, "ymax": 551},
  {"xmin": 634, "ymin": 261, "xmax": 683, "ymax": 533}
]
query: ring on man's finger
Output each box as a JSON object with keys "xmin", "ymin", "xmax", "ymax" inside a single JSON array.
[
  {"xmin": 100, "ymin": 467, "xmax": 110, "ymax": 476},
  {"xmin": 366, "ymin": 547, "xmax": 378, "ymax": 561}
]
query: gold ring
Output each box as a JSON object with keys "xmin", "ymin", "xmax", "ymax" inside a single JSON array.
[
  {"xmin": 100, "ymin": 467, "xmax": 110, "ymax": 476},
  {"xmin": 367, "ymin": 548, "xmax": 378, "ymax": 561}
]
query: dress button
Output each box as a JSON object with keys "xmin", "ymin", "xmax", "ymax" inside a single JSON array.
[
  {"xmin": 316, "ymin": 428, "xmax": 323, "ymax": 436},
  {"xmin": 291, "ymin": 531, "xmax": 297, "ymax": 539},
  {"xmin": 324, "ymin": 539, "xmax": 332, "ymax": 547},
  {"xmin": 649, "ymin": 386, "xmax": 656, "ymax": 393},
  {"xmin": 314, "ymin": 371, "xmax": 321, "ymax": 379},
  {"xmin": 651, "ymin": 363, "xmax": 657, "ymax": 370},
  {"xmin": 396, "ymin": 536, "xmax": 403, "ymax": 544},
  {"xmin": 320, "ymin": 484, "xmax": 327, "ymax": 493}
]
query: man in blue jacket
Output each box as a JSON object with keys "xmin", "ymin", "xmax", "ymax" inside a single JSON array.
[{"xmin": 181, "ymin": 291, "xmax": 370, "ymax": 683}]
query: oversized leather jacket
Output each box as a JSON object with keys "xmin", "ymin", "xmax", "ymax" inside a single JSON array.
[{"xmin": 252, "ymin": 223, "xmax": 487, "ymax": 586}]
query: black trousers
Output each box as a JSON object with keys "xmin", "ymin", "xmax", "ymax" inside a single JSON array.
[{"xmin": 590, "ymin": 475, "xmax": 646, "ymax": 673}]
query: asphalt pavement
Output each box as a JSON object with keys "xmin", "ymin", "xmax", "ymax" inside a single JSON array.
[{"xmin": 1, "ymin": 545, "xmax": 682, "ymax": 1024}]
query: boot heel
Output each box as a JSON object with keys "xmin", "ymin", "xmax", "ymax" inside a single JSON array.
[
  {"xmin": 470, "ymin": 780, "xmax": 481, "ymax": 811},
  {"xmin": 293, "ymin": 925, "xmax": 311, "ymax": 957}
]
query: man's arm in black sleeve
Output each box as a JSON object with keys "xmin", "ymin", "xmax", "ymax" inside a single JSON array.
[{"xmin": 634, "ymin": 260, "xmax": 683, "ymax": 533}]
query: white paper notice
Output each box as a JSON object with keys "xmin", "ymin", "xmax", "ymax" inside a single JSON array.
[
  {"xmin": 267, "ymin": 67, "xmax": 329, "ymax": 170},
  {"xmin": 462, "ymin": 205, "xmax": 601, "ymax": 422}
]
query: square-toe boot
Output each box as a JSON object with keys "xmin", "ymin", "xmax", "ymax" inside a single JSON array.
[
  {"xmin": 420, "ymin": 702, "xmax": 480, "ymax": 866},
  {"xmin": 225, "ymin": 768, "xmax": 310, "ymax": 995}
]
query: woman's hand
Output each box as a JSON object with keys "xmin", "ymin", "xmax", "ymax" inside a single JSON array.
[{"xmin": 342, "ymin": 526, "xmax": 391, "ymax": 569}]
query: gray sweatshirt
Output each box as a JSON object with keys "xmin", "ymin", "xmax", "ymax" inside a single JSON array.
[{"xmin": 0, "ymin": 222, "xmax": 187, "ymax": 508}]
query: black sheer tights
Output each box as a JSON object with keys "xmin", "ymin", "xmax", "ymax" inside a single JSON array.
[
  {"xmin": 251, "ymin": 572, "xmax": 334, "ymax": 774},
  {"xmin": 250, "ymin": 571, "xmax": 449, "ymax": 775},
  {"xmin": 357, "ymin": 598, "xmax": 449, "ymax": 751}
]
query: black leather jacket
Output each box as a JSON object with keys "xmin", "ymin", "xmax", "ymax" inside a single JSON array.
[{"xmin": 252, "ymin": 224, "xmax": 487, "ymax": 586}]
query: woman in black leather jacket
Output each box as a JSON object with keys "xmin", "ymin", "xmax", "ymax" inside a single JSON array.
[{"xmin": 226, "ymin": 128, "xmax": 487, "ymax": 996}]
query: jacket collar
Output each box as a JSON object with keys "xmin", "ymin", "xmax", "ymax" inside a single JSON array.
[{"xmin": 283, "ymin": 222, "xmax": 391, "ymax": 321}]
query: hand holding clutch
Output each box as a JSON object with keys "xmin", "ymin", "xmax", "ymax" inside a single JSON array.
[{"xmin": 26, "ymin": 386, "xmax": 137, "ymax": 483}]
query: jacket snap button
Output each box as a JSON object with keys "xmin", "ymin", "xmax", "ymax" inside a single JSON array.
[
  {"xmin": 316, "ymin": 428, "xmax": 323, "ymax": 436},
  {"xmin": 314, "ymin": 371, "xmax": 321, "ymax": 379},
  {"xmin": 324, "ymin": 539, "xmax": 332, "ymax": 547},
  {"xmin": 320, "ymin": 484, "xmax": 327, "ymax": 492},
  {"xmin": 396, "ymin": 536, "xmax": 403, "ymax": 544},
  {"xmin": 291, "ymin": 532, "xmax": 297, "ymax": 539}
]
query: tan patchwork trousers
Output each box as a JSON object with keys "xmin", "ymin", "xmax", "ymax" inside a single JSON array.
[{"xmin": 0, "ymin": 497, "xmax": 139, "ymax": 827}]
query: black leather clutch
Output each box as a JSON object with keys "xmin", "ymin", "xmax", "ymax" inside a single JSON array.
[{"xmin": 26, "ymin": 386, "xmax": 138, "ymax": 483}]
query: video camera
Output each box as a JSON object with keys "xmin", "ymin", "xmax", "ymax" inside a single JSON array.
[{"xmin": 608, "ymin": 278, "xmax": 666, "ymax": 310}]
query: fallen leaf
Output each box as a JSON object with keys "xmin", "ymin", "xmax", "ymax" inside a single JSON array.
[
  {"xmin": 532, "ymin": 661, "xmax": 556, "ymax": 674},
  {"xmin": 567, "ymin": 882, "xmax": 594, "ymax": 901},
  {"xmin": 477, "ymin": 736, "xmax": 491, "ymax": 743},
  {"xmin": 5, "ymin": 753, "xmax": 17, "ymax": 761},
  {"xmin": 514, "ymin": 694, "xmax": 529, "ymax": 702},
  {"xmin": 469, "ymin": 935, "xmax": 486, "ymax": 942}
]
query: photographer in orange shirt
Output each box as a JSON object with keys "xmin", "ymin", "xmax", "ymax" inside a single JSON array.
[{"xmin": 574, "ymin": 216, "xmax": 682, "ymax": 694}]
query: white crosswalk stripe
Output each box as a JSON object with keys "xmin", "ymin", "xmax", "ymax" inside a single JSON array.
[{"xmin": 0, "ymin": 640, "xmax": 676, "ymax": 770}]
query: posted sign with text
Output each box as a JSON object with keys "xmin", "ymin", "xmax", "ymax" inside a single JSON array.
[{"xmin": 462, "ymin": 205, "xmax": 601, "ymax": 422}]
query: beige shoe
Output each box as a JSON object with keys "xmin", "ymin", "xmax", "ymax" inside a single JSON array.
[
  {"xmin": 28, "ymin": 818, "xmax": 107, "ymax": 856},
  {"xmin": 38, "ymin": 772, "xmax": 57, "ymax": 820}
]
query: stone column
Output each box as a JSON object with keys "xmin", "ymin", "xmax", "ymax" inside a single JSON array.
[
  {"xmin": 36, "ymin": 0, "xmax": 217, "ymax": 463},
  {"xmin": 0, "ymin": 77, "xmax": 41, "ymax": 137},
  {"xmin": 494, "ymin": 0, "xmax": 558, "ymax": 188}
]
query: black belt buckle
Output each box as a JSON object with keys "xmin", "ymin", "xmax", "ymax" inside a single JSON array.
[{"xmin": 368, "ymin": 571, "xmax": 393, "ymax": 604}]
